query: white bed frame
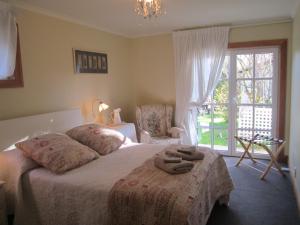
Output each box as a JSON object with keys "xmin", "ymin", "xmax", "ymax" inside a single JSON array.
[{"xmin": 0, "ymin": 109, "xmax": 84, "ymax": 152}]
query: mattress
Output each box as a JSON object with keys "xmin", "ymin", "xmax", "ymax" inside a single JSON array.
[
  {"xmin": 1, "ymin": 143, "xmax": 233, "ymax": 225},
  {"xmin": 15, "ymin": 143, "xmax": 165, "ymax": 225}
]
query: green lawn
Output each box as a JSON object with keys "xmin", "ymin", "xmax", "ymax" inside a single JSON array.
[{"xmin": 198, "ymin": 111, "xmax": 228, "ymax": 146}]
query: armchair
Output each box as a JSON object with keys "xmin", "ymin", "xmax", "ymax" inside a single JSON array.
[{"xmin": 136, "ymin": 104, "xmax": 184, "ymax": 144}]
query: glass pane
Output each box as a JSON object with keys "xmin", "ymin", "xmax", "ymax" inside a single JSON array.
[
  {"xmin": 236, "ymin": 130, "xmax": 253, "ymax": 152},
  {"xmin": 237, "ymin": 129, "xmax": 253, "ymax": 139},
  {"xmin": 236, "ymin": 140, "xmax": 244, "ymax": 152},
  {"xmin": 255, "ymin": 80, "xmax": 272, "ymax": 104},
  {"xmin": 237, "ymin": 54, "xmax": 254, "ymax": 78},
  {"xmin": 237, "ymin": 106, "xmax": 253, "ymax": 129},
  {"xmin": 213, "ymin": 105, "xmax": 228, "ymax": 128},
  {"xmin": 255, "ymin": 53, "xmax": 274, "ymax": 78},
  {"xmin": 253, "ymin": 130, "xmax": 271, "ymax": 154},
  {"xmin": 253, "ymin": 144, "xmax": 269, "ymax": 154},
  {"xmin": 237, "ymin": 80, "xmax": 253, "ymax": 104},
  {"xmin": 221, "ymin": 55, "xmax": 230, "ymax": 80},
  {"xmin": 198, "ymin": 106, "xmax": 212, "ymax": 127},
  {"xmin": 213, "ymin": 80, "xmax": 229, "ymax": 104},
  {"xmin": 204, "ymin": 95, "xmax": 213, "ymax": 105},
  {"xmin": 198, "ymin": 127, "xmax": 211, "ymax": 147},
  {"xmin": 254, "ymin": 107, "xmax": 272, "ymax": 130},
  {"xmin": 214, "ymin": 129, "xmax": 228, "ymax": 151},
  {"xmin": 253, "ymin": 130, "xmax": 272, "ymax": 137}
]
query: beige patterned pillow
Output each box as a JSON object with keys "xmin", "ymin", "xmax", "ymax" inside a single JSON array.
[
  {"xmin": 66, "ymin": 124, "xmax": 126, "ymax": 155},
  {"xmin": 15, "ymin": 133, "xmax": 99, "ymax": 174}
]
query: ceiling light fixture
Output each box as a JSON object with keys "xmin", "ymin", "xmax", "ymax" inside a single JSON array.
[{"xmin": 134, "ymin": 0, "xmax": 163, "ymax": 19}]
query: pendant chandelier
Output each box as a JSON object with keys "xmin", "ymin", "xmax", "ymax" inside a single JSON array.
[{"xmin": 134, "ymin": 0, "xmax": 163, "ymax": 19}]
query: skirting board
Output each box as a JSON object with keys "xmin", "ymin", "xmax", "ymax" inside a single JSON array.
[{"xmin": 290, "ymin": 170, "xmax": 300, "ymax": 214}]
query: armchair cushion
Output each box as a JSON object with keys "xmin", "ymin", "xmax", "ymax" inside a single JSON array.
[
  {"xmin": 151, "ymin": 137, "xmax": 181, "ymax": 145},
  {"xmin": 140, "ymin": 130, "xmax": 152, "ymax": 144},
  {"xmin": 139, "ymin": 130, "xmax": 181, "ymax": 145},
  {"xmin": 168, "ymin": 127, "xmax": 184, "ymax": 138},
  {"xmin": 140, "ymin": 105, "xmax": 166, "ymax": 137},
  {"xmin": 136, "ymin": 104, "xmax": 182, "ymax": 144},
  {"xmin": 136, "ymin": 105, "xmax": 174, "ymax": 137}
]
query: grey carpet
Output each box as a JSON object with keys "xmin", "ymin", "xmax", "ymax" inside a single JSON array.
[{"xmin": 207, "ymin": 157, "xmax": 300, "ymax": 225}]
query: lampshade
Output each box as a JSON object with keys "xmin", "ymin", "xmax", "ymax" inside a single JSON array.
[{"xmin": 98, "ymin": 102, "xmax": 109, "ymax": 112}]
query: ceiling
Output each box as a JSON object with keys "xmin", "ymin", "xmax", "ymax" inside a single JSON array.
[{"xmin": 13, "ymin": 0, "xmax": 300, "ymax": 38}]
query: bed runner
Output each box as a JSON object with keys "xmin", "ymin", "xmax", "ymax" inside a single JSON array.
[{"xmin": 107, "ymin": 146, "xmax": 234, "ymax": 225}]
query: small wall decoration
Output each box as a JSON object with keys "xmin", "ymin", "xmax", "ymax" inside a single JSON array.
[{"xmin": 73, "ymin": 49, "xmax": 108, "ymax": 74}]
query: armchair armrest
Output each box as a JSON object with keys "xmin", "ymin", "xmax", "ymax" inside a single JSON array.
[
  {"xmin": 168, "ymin": 127, "xmax": 185, "ymax": 139},
  {"xmin": 140, "ymin": 130, "xmax": 152, "ymax": 143}
]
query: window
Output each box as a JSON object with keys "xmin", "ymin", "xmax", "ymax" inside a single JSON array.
[
  {"xmin": 197, "ymin": 40, "xmax": 287, "ymax": 161},
  {"xmin": 0, "ymin": 28, "xmax": 23, "ymax": 88}
]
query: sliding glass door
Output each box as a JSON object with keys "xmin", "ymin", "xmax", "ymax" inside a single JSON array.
[{"xmin": 197, "ymin": 47, "xmax": 279, "ymax": 158}]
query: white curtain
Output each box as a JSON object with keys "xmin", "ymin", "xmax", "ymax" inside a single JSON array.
[
  {"xmin": 173, "ymin": 26, "xmax": 229, "ymax": 145},
  {"xmin": 0, "ymin": 1, "xmax": 17, "ymax": 79}
]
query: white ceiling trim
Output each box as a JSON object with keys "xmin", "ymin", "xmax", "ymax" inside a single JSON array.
[
  {"xmin": 173, "ymin": 18, "xmax": 292, "ymax": 32},
  {"xmin": 292, "ymin": 0, "xmax": 300, "ymax": 17},
  {"xmin": 131, "ymin": 18, "xmax": 293, "ymax": 39},
  {"xmin": 14, "ymin": 1, "xmax": 132, "ymax": 38},
  {"xmin": 13, "ymin": 1, "xmax": 295, "ymax": 39}
]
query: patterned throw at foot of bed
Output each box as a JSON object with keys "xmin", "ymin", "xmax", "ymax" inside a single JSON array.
[{"xmin": 108, "ymin": 145, "xmax": 234, "ymax": 225}]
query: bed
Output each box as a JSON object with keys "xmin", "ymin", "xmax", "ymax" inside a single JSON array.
[{"xmin": 0, "ymin": 109, "xmax": 234, "ymax": 225}]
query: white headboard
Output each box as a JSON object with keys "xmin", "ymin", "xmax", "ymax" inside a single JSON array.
[{"xmin": 0, "ymin": 109, "xmax": 84, "ymax": 151}]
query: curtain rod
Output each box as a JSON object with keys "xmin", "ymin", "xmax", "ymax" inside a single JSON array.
[{"xmin": 173, "ymin": 19, "xmax": 292, "ymax": 32}]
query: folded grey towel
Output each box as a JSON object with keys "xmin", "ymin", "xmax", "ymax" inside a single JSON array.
[
  {"xmin": 163, "ymin": 156, "xmax": 182, "ymax": 163},
  {"xmin": 165, "ymin": 148, "xmax": 205, "ymax": 161},
  {"xmin": 177, "ymin": 146, "xmax": 196, "ymax": 155},
  {"xmin": 154, "ymin": 156, "xmax": 194, "ymax": 174}
]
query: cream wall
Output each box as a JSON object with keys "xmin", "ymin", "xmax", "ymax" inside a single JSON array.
[
  {"xmin": 131, "ymin": 22, "xmax": 293, "ymax": 154},
  {"xmin": 0, "ymin": 9, "xmax": 294, "ymax": 153},
  {"xmin": 289, "ymin": 5, "xmax": 300, "ymax": 208},
  {"xmin": 0, "ymin": 9, "xmax": 135, "ymax": 122},
  {"xmin": 130, "ymin": 34, "xmax": 175, "ymax": 106}
]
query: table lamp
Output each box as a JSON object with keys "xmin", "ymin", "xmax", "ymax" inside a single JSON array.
[{"xmin": 93, "ymin": 99, "xmax": 109, "ymax": 124}]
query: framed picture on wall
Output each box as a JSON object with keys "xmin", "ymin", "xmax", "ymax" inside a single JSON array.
[{"xmin": 73, "ymin": 49, "xmax": 108, "ymax": 74}]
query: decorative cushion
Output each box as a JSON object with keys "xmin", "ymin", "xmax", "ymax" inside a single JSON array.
[
  {"xmin": 15, "ymin": 133, "xmax": 99, "ymax": 174},
  {"xmin": 66, "ymin": 124, "xmax": 127, "ymax": 155},
  {"xmin": 140, "ymin": 105, "xmax": 168, "ymax": 137}
]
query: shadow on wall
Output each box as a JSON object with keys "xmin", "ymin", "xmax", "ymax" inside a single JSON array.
[
  {"xmin": 135, "ymin": 94, "xmax": 176, "ymax": 125},
  {"xmin": 136, "ymin": 91, "xmax": 175, "ymax": 108},
  {"xmin": 81, "ymin": 98, "xmax": 110, "ymax": 123},
  {"xmin": 80, "ymin": 98, "xmax": 133, "ymax": 124},
  {"xmin": 81, "ymin": 100, "xmax": 93, "ymax": 122}
]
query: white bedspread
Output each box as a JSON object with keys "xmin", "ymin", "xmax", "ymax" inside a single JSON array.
[
  {"xmin": 0, "ymin": 149, "xmax": 38, "ymax": 215},
  {"xmin": 15, "ymin": 143, "xmax": 165, "ymax": 225},
  {"xmin": 4, "ymin": 143, "xmax": 231, "ymax": 225}
]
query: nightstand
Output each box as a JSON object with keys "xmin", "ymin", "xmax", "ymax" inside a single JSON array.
[
  {"xmin": 0, "ymin": 181, "xmax": 7, "ymax": 225},
  {"xmin": 107, "ymin": 123, "xmax": 137, "ymax": 142}
]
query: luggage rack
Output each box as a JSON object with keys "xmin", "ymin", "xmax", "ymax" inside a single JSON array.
[{"xmin": 234, "ymin": 134, "xmax": 286, "ymax": 180}]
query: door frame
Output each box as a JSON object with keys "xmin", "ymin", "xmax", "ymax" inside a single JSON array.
[
  {"xmin": 228, "ymin": 47, "xmax": 279, "ymax": 159},
  {"xmin": 228, "ymin": 39, "xmax": 288, "ymax": 163}
]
